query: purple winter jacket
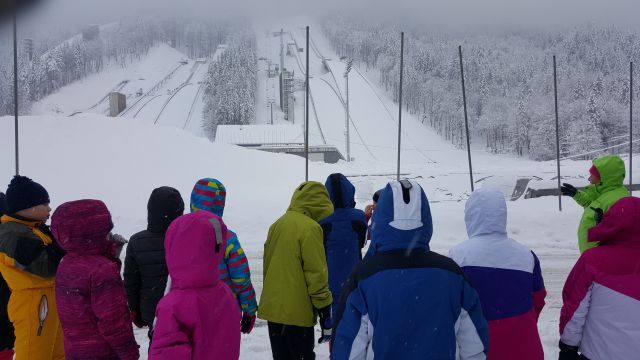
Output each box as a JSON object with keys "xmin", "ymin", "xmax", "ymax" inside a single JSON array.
[
  {"xmin": 149, "ymin": 211, "xmax": 240, "ymax": 360},
  {"xmin": 52, "ymin": 200, "xmax": 139, "ymax": 360}
]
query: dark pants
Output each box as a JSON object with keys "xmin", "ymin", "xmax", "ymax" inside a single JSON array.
[
  {"xmin": 0, "ymin": 276, "xmax": 14, "ymax": 351},
  {"xmin": 268, "ymin": 322, "xmax": 315, "ymax": 360}
]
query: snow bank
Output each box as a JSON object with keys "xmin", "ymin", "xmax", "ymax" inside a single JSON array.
[{"xmin": 0, "ymin": 113, "xmax": 591, "ymax": 359}]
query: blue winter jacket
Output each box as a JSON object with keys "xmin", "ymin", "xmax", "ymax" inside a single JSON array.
[
  {"xmin": 319, "ymin": 174, "xmax": 367, "ymax": 316},
  {"xmin": 332, "ymin": 180, "xmax": 489, "ymax": 360}
]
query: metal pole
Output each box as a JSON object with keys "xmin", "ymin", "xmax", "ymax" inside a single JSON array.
[
  {"xmin": 459, "ymin": 46, "xmax": 473, "ymax": 192},
  {"xmin": 344, "ymin": 60, "xmax": 352, "ymax": 162},
  {"xmin": 396, "ymin": 32, "xmax": 404, "ymax": 181},
  {"xmin": 553, "ymin": 55, "xmax": 562, "ymax": 211},
  {"xmin": 13, "ymin": 8, "xmax": 20, "ymax": 176},
  {"xmin": 305, "ymin": 26, "xmax": 310, "ymax": 182},
  {"xmin": 280, "ymin": 29, "xmax": 284, "ymax": 74},
  {"xmin": 270, "ymin": 103, "xmax": 273, "ymax": 125},
  {"xmin": 630, "ymin": 61, "xmax": 634, "ymax": 195}
]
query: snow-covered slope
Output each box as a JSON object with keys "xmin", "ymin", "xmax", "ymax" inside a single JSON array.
[
  {"xmin": 31, "ymin": 44, "xmax": 187, "ymax": 118},
  {"xmin": 0, "ymin": 113, "xmax": 617, "ymax": 359}
]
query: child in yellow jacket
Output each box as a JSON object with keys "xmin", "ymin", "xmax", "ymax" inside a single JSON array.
[{"xmin": 0, "ymin": 176, "xmax": 65, "ymax": 360}]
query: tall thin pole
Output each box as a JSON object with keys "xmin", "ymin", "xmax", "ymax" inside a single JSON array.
[
  {"xmin": 280, "ymin": 29, "xmax": 284, "ymax": 74},
  {"xmin": 553, "ymin": 56, "xmax": 562, "ymax": 211},
  {"xmin": 459, "ymin": 46, "xmax": 473, "ymax": 192},
  {"xmin": 344, "ymin": 59, "xmax": 352, "ymax": 162},
  {"xmin": 630, "ymin": 61, "xmax": 634, "ymax": 195},
  {"xmin": 13, "ymin": 8, "xmax": 20, "ymax": 176},
  {"xmin": 305, "ymin": 26, "xmax": 310, "ymax": 182},
  {"xmin": 396, "ymin": 32, "xmax": 404, "ymax": 181}
]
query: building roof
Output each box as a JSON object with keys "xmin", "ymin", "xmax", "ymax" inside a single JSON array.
[{"xmin": 215, "ymin": 124, "xmax": 304, "ymax": 145}]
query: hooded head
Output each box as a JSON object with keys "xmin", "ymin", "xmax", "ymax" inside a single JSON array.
[
  {"xmin": 190, "ymin": 178, "xmax": 226, "ymax": 217},
  {"xmin": 465, "ymin": 188, "xmax": 508, "ymax": 239},
  {"xmin": 592, "ymin": 155, "xmax": 625, "ymax": 191},
  {"xmin": 165, "ymin": 211, "xmax": 228, "ymax": 289},
  {"xmin": 370, "ymin": 180, "xmax": 432, "ymax": 253},
  {"xmin": 0, "ymin": 192, "xmax": 5, "ymax": 217},
  {"xmin": 324, "ymin": 173, "xmax": 356, "ymax": 209},
  {"xmin": 288, "ymin": 181, "xmax": 334, "ymax": 222},
  {"xmin": 588, "ymin": 197, "xmax": 640, "ymax": 245},
  {"xmin": 147, "ymin": 186, "xmax": 184, "ymax": 233},
  {"xmin": 4, "ymin": 175, "xmax": 50, "ymax": 214},
  {"xmin": 372, "ymin": 189, "xmax": 383, "ymax": 204},
  {"xmin": 51, "ymin": 199, "xmax": 114, "ymax": 256}
]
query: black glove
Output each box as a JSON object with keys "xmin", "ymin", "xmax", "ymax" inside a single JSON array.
[
  {"xmin": 561, "ymin": 183, "xmax": 578, "ymax": 197},
  {"xmin": 131, "ymin": 310, "xmax": 147, "ymax": 328},
  {"xmin": 591, "ymin": 207, "xmax": 604, "ymax": 225},
  {"xmin": 240, "ymin": 312, "xmax": 256, "ymax": 334},
  {"xmin": 558, "ymin": 341, "xmax": 581, "ymax": 360},
  {"xmin": 46, "ymin": 241, "xmax": 66, "ymax": 266},
  {"xmin": 317, "ymin": 306, "xmax": 332, "ymax": 344}
]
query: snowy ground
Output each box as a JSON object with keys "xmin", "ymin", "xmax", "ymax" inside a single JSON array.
[
  {"xmin": 1, "ymin": 113, "xmax": 622, "ymax": 359},
  {"xmin": 5, "ymin": 21, "xmax": 637, "ymax": 359}
]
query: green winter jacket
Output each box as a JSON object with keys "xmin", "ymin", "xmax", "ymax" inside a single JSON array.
[
  {"xmin": 573, "ymin": 155, "xmax": 629, "ymax": 253},
  {"xmin": 258, "ymin": 181, "xmax": 334, "ymax": 327}
]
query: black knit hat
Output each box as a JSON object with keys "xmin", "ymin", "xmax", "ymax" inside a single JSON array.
[
  {"xmin": 4, "ymin": 175, "xmax": 50, "ymax": 214},
  {"xmin": 372, "ymin": 189, "xmax": 383, "ymax": 203}
]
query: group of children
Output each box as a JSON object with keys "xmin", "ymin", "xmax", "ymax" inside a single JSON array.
[
  {"xmin": 0, "ymin": 176, "xmax": 257, "ymax": 359},
  {"xmin": 0, "ymin": 153, "xmax": 637, "ymax": 360}
]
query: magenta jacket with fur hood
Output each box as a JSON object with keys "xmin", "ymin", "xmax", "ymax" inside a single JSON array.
[
  {"xmin": 149, "ymin": 211, "xmax": 240, "ymax": 359},
  {"xmin": 52, "ymin": 199, "xmax": 139, "ymax": 360},
  {"xmin": 560, "ymin": 197, "xmax": 640, "ymax": 360}
]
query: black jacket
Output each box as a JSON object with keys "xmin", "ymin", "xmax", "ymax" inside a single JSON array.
[
  {"xmin": 123, "ymin": 187, "xmax": 184, "ymax": 324},
  {"xmin": 0, "ymin": 192, "xmax": 15, "ymax": 350},
  {"xmin": 0, "ymin": 276, "xmax": 14, "ymax": 350}
]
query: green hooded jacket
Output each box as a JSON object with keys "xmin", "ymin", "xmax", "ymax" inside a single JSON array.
[
  {"xmin": 258, "ymin": 181, "xmax": 334, "ymax": 327},
  {"xmin": 573, "ymin": 155, "xmax": 629, "ymax": 253}
]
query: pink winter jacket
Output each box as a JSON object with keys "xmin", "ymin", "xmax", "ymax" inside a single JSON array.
[
  {"xmin": 52, "ymin": 200, "xmax": 139, "ymax": 360},
  {"xmin": 560, "ymin": 197, "xmax": 640, "ymax": 360},
  {"xmin": 149, "ymin": 211, "xmax": 240, "ymax": 360}
]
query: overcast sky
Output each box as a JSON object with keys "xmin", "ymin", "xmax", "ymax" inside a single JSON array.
[{"xmin": 6, "ymin": 0, "xmax": 640, "ymax": 36}]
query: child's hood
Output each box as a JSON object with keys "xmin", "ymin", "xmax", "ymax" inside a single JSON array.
[
  {"xmin": 51, "ymin": 199, "xmax": 113, "ymax": 255},
  {"xmin": 164, "ymin": 211, "xmax": 228, "ymax": 289}
]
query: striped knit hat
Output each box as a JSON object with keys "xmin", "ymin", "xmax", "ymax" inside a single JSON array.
[{"xmin": 190, "ymin": 178, "xmax": 226, "ymax": 217}]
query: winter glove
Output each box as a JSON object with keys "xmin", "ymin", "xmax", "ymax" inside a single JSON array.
[
  {"xmin": 365, "ymin": 204, "xmax": 374, "ymax": 218},
  {"xmin": 108, "ymin": 233, "xmax": 128, "ymax": 259},
  {"xmin": 317, "ymin": 306, "xmax": 332, "ymax": 344},
  {"xmin": 560, "ymin": 183, "xmax": 578, "ymax": 197},
  {"xmin": 131, "ymin": 311, "xmax": 147, "ymax": 329},
  {"xmin": 591, "ymin": 207, "xmax": 604, "ymax": 225},
  {"xmin": 241, "ymin": 312, "xmax": 256, "ymax": 334},
  {"xmin": 46, "ymin": 241, "xmax": 66, "ymax": 266},
  {"xmin": 558, "ymin": 341, "xmax": 581, "ymax": 360}
]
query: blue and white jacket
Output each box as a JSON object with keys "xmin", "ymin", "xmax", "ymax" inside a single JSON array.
[
  {"xmin": 332, "ymin": 180, "xmax": 489, "ymax": 360},
  {"xmin": 319, "ymin": 173, "xmax": 367, "ymax": 316}
]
